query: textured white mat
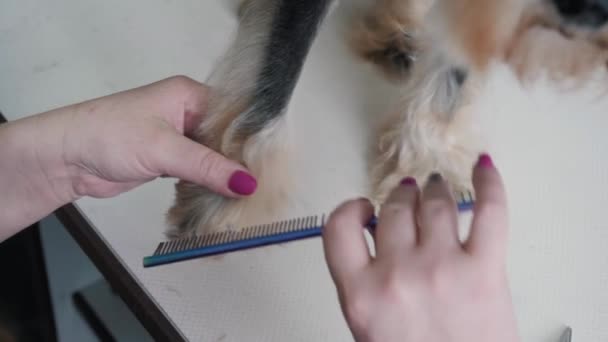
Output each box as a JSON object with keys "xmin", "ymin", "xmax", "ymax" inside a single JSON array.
[{"xmin": 1, "ymin": 1, "xmax": 608, "ymax": 341}]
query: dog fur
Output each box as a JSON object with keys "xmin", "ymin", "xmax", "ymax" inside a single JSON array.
[
  {"xmin": 167, "ymin": 0, "xmax": 335, "ymax": 237},
  {"xmin": 167, "ymin": 0, "xmax": 608, "ymax": 237},
  {"xmin": 352, "ymin": 0, "xmax": 608, "ymax": 204}
]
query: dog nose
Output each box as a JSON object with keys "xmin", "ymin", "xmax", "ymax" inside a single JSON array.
[
  {"xmin": 553, "ymin": 0, "xmax": 587, "ymax": 16},
  {"xmin": 553, "ymin": 0, "xmax": 608, "ymax": 28}
]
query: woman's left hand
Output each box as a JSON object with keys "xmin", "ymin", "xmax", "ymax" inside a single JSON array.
[{"xmin": 0, "ymin": 76, "xmax": 256, "ymax": 239}]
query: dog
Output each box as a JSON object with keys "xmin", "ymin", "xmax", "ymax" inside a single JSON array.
[
  {"xmin": 352, "ymin": 0, "xmax": 608, "ymax": 204},
  {"xmin": 167, "ymin": 0, "xmax": 608, "ymax": 237}
]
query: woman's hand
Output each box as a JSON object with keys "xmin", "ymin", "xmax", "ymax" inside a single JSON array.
[
  {"xmin": 0, "ymin": 76, "xmax": 256, "ymax": 240},
  {"xmin": 58, "ymin": 76, "xmax": 257, "ymax": 198},
  {"xmin": 322, "ymin": 155, "xmax": 520, "ymax": 342}
]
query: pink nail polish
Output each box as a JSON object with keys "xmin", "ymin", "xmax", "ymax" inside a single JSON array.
[
  {"xmin": 228, "ymin": 170, "xmax": 257, "ymax": 195},
  {"xmin": 400, "ymin": 177, "xmax": 417, "ymax": 186},
  {"xmin": 477, "ymin": 153, "xmax": 494, "ymax": 168}
]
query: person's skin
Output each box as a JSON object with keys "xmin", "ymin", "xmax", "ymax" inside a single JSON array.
[
  {"xmin": 0, "ymin": 76, "xmax": 257, "ymax": 241},
  {"xmin": 322, "ymin": 154, "xmax": 520, "ymax": 342}
]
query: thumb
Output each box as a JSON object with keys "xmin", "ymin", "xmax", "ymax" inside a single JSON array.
[{"xmin": 153, "ymin": 132, "xmax": 257, "ymax": 198}]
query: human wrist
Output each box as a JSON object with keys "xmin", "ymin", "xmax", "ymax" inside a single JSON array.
[
  {"xmin": 0, "ymin": 110, "xmax": 80, "ymax": 236},
  {"xmin": 25, "ymin": 108, "xmax": 82, "ymax": 204}
]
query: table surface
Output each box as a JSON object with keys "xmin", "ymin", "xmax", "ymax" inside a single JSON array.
[{"xmin": 2, "ymin": 1, "xmax": 608, "ymax": 341}]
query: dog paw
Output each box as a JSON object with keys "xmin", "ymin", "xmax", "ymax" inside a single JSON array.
[
  {"xmin": 370, "ymin": 106, "xmax": 480, "ymax": 206},
  {"xmin": 372, "ymin": 159, "xmax": 474, "ymax": 207},
  {"xmin": 166, "ymin": 118, "xmax": 292, "ymax": 238}
]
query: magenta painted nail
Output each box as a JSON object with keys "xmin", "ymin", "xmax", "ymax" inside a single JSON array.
[
  {"xmin": 228, "ymin": 170, "xmax": 257, "ymax": 195},
  {"xmin": 401, "ymin": 177, "xmax": 417, "ymax": 186},
  {"xmin": 478, "ymin": 153, "xmax": 494, "ymax": 168}
]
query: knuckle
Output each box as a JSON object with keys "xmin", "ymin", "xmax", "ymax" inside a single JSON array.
[
  {"xmin": 481, "ymin": 271, "xmax": 508, "ymax": 295},
  {"xmin": 427, "ymin": 264, "xmax": 452, "ymax": 295},
  {"xmin": 374, "ymin": 267, "xmax": 415, "ymax": 305},
  {"xmin": 421, "ymin": 198, "xmax": 453, "ymax": 218},
  {"xmin": 465, "ymin": 260, "xmax": 506, "ymax": 296},
  {"xmin": 324, "ymin": 213, "xmax": 348, "ymax": 234},
  {"xmin": 379, "ymin": 270, "xmax": 406, "ymax": 297},
  {"xmin": 381, "ymin": 201, "xmax": 408, "ymax": 214},
  {"xmin": 326, "ymin": 200, "xmax": 360, "ymax": 227},
  {"xmin": 381, "ymin": 202, "xmax": 414, "ymax": 220},
  {"xmin": 195, "ymin": 150, "xmax": 224, "ymax": 181},
  {"xmin": 166, "ymin": 75, "xmax": 199, "ymax": 95},
  {"xmin": 474, "ymin": 272, "xmax": 502, "ymax": 295},
  {"xmin": 146, "ymin": 131, "xmax": 177, "ymax": 171},
  {"xmin": 423, "ymin": 258, "xmax": 460, "ymax": 297}
]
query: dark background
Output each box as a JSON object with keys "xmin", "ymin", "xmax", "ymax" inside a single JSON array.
[{"xmin": 0, "ymin": 225, "xmax": 57, "ymax": 342}]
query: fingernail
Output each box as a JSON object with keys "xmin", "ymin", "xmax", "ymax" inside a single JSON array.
[
  {"xmin": 428, "ymin": 172, "xmax": 442, "ymax": 182},
  {"xmin": 477, "ymin": 153, "xmax": 494, "ymax": 168},
  {"xmin": 228, "ymin": 170, "xmax": 257, "ymax": 195},
  {"xmin": 400, "ymin": 177, "xmax": 417, "ymax": 186}
]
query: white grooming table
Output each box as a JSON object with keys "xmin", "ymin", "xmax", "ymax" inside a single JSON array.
[{"xmin": 1, "ymin": 1, "xmax": 608, "ymax": 341}]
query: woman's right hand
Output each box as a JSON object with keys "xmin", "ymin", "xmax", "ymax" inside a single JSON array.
[{"xmin": 322, "ymin": 154, "xmax": 520, "ymax": 342}]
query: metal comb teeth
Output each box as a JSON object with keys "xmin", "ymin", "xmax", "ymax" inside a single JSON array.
[
  {"xmin": 154, "ymin": 215, "xmax": 322, "ymax": 256},
  {"xmin": 457, "ymin": 190, "xmax": 474, "ymax": 203},
  {"xmin": 455, "ymin": 190, "xmax": 475, "ymax": 211}
]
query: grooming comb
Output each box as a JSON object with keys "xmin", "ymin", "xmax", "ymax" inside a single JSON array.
[{"xmin": 144, "ymin": 190, "xmax": 475, "ymax": 268}]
